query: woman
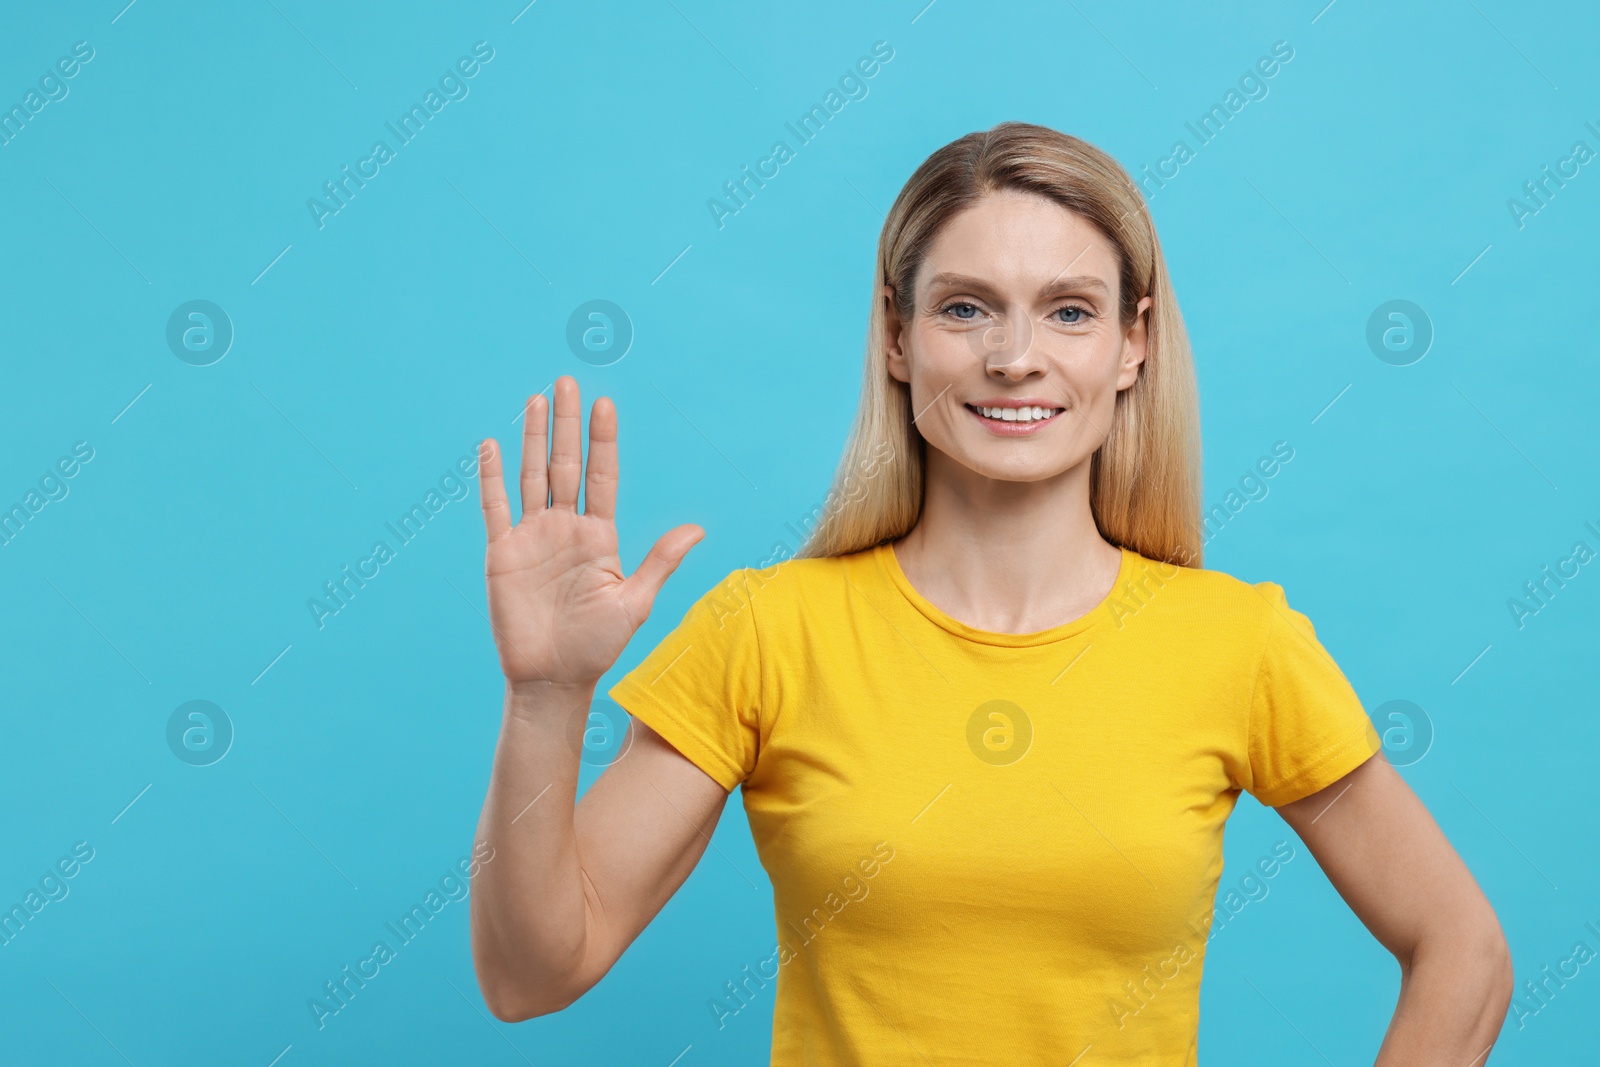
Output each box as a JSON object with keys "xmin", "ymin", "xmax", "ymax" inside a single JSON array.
[{"xmin": 468, "ymin": 122, "xmax": 1513, "ymax": 1064}]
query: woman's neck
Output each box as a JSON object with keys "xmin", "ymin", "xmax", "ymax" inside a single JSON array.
[{"xmin": 892, "ymin": 449, "xmax": 1122, "ymax": 635}]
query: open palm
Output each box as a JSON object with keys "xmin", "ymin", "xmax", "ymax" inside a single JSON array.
[{"xmin": 477, "ymin": 376, "xmax": 703, "ymax": 688}]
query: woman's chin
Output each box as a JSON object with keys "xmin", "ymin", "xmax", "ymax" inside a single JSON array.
[{"xmin": 939, "ymin": 449, "xmax": 1084, "ymax": 486}]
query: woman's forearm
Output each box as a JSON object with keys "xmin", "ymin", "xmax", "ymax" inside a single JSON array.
[
  {"xmin": 1374, "ymin": 921, "xmax": 1514, "ymax": 1066},
  {"xmin": 470, "ymin": 678, "xmax": 598, "ymax": 1019}
]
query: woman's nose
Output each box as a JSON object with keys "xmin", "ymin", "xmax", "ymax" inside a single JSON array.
[{"xmin": 979, "ymin": 316, "xmax": 1045, "ymax": 377}]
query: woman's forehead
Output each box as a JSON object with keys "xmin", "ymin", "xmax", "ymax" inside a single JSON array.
[{"xmin": 917, "ymin": 195, "xmax": 1120, "ymax": 296}]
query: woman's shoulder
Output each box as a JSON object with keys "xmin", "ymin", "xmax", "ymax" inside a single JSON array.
[
  {"xmin": 690, "ymin": 544, "xmax": 877, "ymax": 616},
  {"xmin": 732, "ymin": 543, "xmax": 880, "ymax": 593},
  {"xmin": 1120, "ymin": 546, "xmax": 1287, "ymax": 627},
  {"xmin": 770, "ymin": 536, "xmax": 890, "ymax": 572}
]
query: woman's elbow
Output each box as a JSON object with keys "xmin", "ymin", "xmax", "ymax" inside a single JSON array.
[
  {"xmin": 1428, "ymin": 905, "xmax": 1515, "ymax": 1010},
  {"xmin": 480, "ymin": 982, "xmax": 537, "ymax": 1023},
  {"xmin": 1467, "ymin": 902, "xmax": 1514, "ymax": 982},
  {"xmin": 471, "ymin": 920, "xmax": 591, "ymax": 1020},
  {"xmin": 478, "ymin": 973, "xmax": 581, "ymax": 1022},
  {"xmin": 1401, "ymin": 904, "xmax": 1512, "ymax": 985},
  {"xmin": 1481, "ymin": 917, "xmax": 1516, "ymax": 1008}
]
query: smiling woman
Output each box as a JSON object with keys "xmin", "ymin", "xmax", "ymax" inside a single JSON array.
[{"xmin": 466, "ymin": 121, "xmax": 1514, "ymax": 1066}]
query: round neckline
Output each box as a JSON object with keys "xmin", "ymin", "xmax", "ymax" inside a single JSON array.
[{"xmin": 873, "ymin": 540, "xmax": 1136, "ymax": 648}]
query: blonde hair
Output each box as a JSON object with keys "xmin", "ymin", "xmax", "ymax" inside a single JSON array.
[{"xmin": 795, "ymin": 121, "xmax": 1203, "ymax": 569}]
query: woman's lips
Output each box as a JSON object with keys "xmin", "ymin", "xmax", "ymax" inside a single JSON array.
[{"xmin": 964, "ymin": 402, "xmax": 1063, "ymax": 436}]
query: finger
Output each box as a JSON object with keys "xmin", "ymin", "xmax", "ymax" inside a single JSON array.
[
  {"xmin": 583, "ymin": 396, "xmax": 619, "ymax": 521},
  {"xmin": 548, "ymin": 376, "xmax": 582, "ymax": 511},
  {"xmin": 619, "ymin": 523, "xmax": 704, "ymax": 624},
  {"xmin": 519, "ymin": 392, "xmax": 549, "ymax": 515},
  {"xmin": 477, "ymin": 438, "xmax": 513, "ymax": 542}
]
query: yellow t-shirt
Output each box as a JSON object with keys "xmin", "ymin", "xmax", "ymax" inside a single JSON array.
[{"xmin": 608, "ymin": 541, "xmax": 1383, "ymax": 1066}]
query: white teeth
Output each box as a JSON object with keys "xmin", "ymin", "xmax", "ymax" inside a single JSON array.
[{"xmin": 976, "ymin": 405, "xmax": 1057, "ymax": 423}]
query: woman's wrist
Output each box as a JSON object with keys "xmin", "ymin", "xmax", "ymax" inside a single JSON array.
[{"xmin": 503, "ymin": 676, "xmax": 600, "ymax": 720}]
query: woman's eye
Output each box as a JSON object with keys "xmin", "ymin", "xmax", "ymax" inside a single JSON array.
[
  {"xmin": 1056, "ymin": 304, "xmax": 1091, "ymax": 324},
  {"xmin": 940, "ymin": 301, "xmax": 1090, "ymax": 323}
]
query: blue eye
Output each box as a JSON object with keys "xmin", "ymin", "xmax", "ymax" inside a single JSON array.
[
  {"xmin": 940, "ymin": 301, "xmax": 979, "ymax": 320},
  {"xmin": 1056, "ymin": 305, "xmax": 1091, "ymax": 324}
]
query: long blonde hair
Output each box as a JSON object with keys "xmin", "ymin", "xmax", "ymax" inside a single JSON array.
[{"xmin": 795, "ymin": 121, "xmax": 1203, "ymax": 568}]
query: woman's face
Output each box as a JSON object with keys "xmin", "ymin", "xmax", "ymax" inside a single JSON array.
[{"xmin": 885, "ymin": 188, "xmax": 1151, "ymax": 485}]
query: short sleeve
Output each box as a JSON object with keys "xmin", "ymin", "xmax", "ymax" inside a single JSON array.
[
  {"xmin": 1238, "ymin": 582, "xmax": 1383, "ymax": 807},
  {"xmin": 606, "ymin": 567, "xmax": 763, "ymax": 792}
]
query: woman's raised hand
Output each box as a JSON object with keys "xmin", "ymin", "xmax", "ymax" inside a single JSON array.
[{"xmin": 477, "ymin": 375, "xmax": 704, "ymax": 689}]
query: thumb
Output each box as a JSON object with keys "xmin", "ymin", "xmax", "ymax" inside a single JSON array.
[{"xmin": 620, "ymin": 523, "xmax": 704, "ymax": 623}]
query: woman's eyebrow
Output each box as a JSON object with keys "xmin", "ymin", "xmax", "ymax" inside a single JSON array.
[{"xmin": 923, "ymin": 271, "xmax": 1110, "ymax": 297}]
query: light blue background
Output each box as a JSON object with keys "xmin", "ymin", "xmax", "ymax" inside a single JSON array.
[{"xmin": 2, "ymin": 0, "xmax": 1596, "ymax": 1063}]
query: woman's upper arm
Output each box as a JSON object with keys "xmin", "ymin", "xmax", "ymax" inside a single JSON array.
[
  {"xmin": 563, "ymin": 715, "xmax": 734, "ymax": 998},
  {"xmin": 1274, "ymin": 752, "xmax": 1507, "ymax": 963}
]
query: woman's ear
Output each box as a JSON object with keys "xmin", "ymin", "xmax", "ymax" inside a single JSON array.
[
  {"xmin": 883, "ymin": 284, "xmax": 910, "ymax": 383},
  {"xmin": 1116, "ymin": 294, "xmax": 1153, "ymax": 390}
]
